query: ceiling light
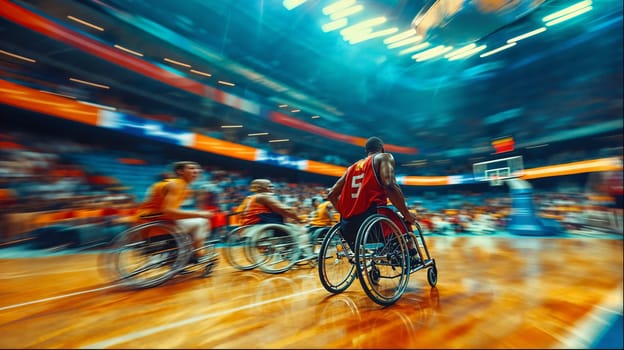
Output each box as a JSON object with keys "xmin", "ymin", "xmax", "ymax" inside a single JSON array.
[
  {"xmin": 163, "ymin": 57, "xmax": 191, "ymax": 68},
  {"xmin": 221, "ymin": 125, "xmax": 243, "ymax": 128},
  {"xmin": 322, "ymin": 18, "xmax": 348, "ymax": 32},
  {"xmin": 384, "ymin": 29, "xmax": 417, "ymax": 44},
  {"xmin": 542, "ymin": 0, "xmax": 592, "ymax": 22},
  {"xmin": 479, "ymin": 42, "xmax": 516, "ymax": 58},
  {"xmin": 218, "ymin": 80, "xmax": 235, "ymax": 86},
  {"xmin": 291, "ymin": 109, "xmax": 301, "ymax": 112},
  {"xmin": 278, "ymin": 104, "xmax": 288, "ymax": 108},
  {"xmin": 349, "ymin": 27, "xmax": 398, "ymax": 44},
  {"xmin": 506, "ymin": 27, "xmax": 547, "ymax": 43},
  {"xmin": 398, "ymin": 42, "xmax": 430, "ymax": 55},
  {"xmin": 415, "ymin": 46, "xmax": 453, "ymax": 61},
  {"xmin": 67, "ymin": 15, "xmax": 104, "ymax": 31},
  {"xmin": 444, "ymin": 43, "xmax": 477, "ymax": 58},
  {"xmin": 0, "ymin": 49, "xmax": 36, "ymax": 63},
  {"xmin": 311, "ymin": 115, "xmax": 320, "ymax": 119},
  {"xmin": 190, "ymin": 69, "xmax": 212, "ymax": 77},
  {"xmin": 283, "ymin": 0, "xmax": 307, "ymax": 11},
  {"xmin": 329, "ymin": 4, "xmax": 363, "ymax": 20},
  {"xmin": 545, "ymin": 6, "xmax": 592, "ymax": 26},
  {"xmin": 447, "ymin": 45, "xmax": 487, "ymax": 61},
  {"xmin": 113, "ymin": 44, "xmax": 143, "ymax": 57},
  {"xmin": 69, "ymin": 77, "xmax": 110, "ymax": 89},
  {"xmin": 248, "ymin": 132, "xmax": 269, "ymax": 136},
  {"xmin": 386, "ymin": 36, "xmax": 422, "ymax": 49},
  {"xmin": 322, "ymin": 0, "xmax": 356, "ymax": 15},
  {"xmin": 268, "ymin": 139, "xmax": 290, "ymax": 143}
]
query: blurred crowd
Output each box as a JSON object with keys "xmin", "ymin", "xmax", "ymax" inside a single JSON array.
[{"xmin": 0, "ymin": 128, "xmax": 621, "ymax": 249}]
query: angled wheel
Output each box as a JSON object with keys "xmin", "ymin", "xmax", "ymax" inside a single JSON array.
[
  {"xmin": 427, "ymin": 260, "xmax": 438, "ymax": 287},
  {"xmin": 224, "ymin": 226, "xmax": 263, "ymax": 270},
  {"xmin": 101, "ymin": 221, "xmax": 192, "ymax": 289},
  {"xmin": 249, "ymin": 224, "xmax": 301, "ymax": 274},
  {"xmin": 318, "ymin": 223, "xmax": 357, "ymax": 294},
  {"xmin": 354, "ymin": 214, "xmax": 410, "ymax": 306}
]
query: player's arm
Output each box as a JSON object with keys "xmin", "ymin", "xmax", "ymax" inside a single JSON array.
[
  {"xmin": 377, "ymin": 153, "xmax": 415, "ymax": 223},
  {"xmin": 327, "ymin": 174, "xmax": 346, "ymax": 209},
  {"xmin": 162, "ymin": 181, "xmax": 213, "ymax": 219}
]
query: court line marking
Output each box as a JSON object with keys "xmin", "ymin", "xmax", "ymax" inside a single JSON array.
[
  {"xmin": 0, "ymin": 284, "xmax": 119, "ymax": 311},
  {"xmin": 553, "ymin": 283, "xmax": 623, "ymax": 349},
  {"xmin": 0, "ymin": 267, "xmax": 98, "ymax": 279},
  {"xmin": 81, "ymin": 287, "xmax": 326, "ymax": 349}
]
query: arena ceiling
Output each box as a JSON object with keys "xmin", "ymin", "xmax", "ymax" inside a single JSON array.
[{"xmin": 1, "ymin": 0, "xmax": 622, "ymax": 171}]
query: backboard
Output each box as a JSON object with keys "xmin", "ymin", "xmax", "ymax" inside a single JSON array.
[{"xmin": 473, "ymin": 156, "xmax": 524, "ymax": 186}]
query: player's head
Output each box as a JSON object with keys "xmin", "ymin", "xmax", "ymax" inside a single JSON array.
[
  {"xmin": 172, "ymin": 161, "xmax": 201, "ymax": 182},
  {"xmin": 365, "ymin": 136, "xmax": 384, "ymax": 154},
  {"xmin": 250, "ymin": 179, "xmax": 273, "ymax": 193}
]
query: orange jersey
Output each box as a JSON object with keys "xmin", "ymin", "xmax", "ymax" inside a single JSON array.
[
  {"xmin": 239, "ymin": 194, "xmax": 272, "ymax": 225},
  {"xmin": 336, "ymin": 155, "xmax": 387, "ymax": 219},
  {"xmin": 137, "ymin": 178, "xmax": 189, "ymax": 218}
]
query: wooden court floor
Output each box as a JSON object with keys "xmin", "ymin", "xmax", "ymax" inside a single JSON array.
[{"xmin": 0, "ymin": 235, "xmax": 622, "ymax": 349}]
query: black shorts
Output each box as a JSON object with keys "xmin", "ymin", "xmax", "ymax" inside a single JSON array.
[
  {"xmin": 340, "ymin": 205, "xmax": 378, "ymax": 250},
  {"xmin": 257, "ymin": 212, "xmax": 285, "ymax": 225}
]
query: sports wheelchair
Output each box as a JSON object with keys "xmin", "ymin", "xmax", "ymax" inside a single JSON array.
[
  {"xmin": 99, "ymin": 220, "xmax": 219, "ymax": 289},
  {"xmin": 317, "ymin": 206, "xmax": 437, "ymax": 306},
  {"xmin": 224, "ymin": 223, "xmax": 318, "ymax": 274}
]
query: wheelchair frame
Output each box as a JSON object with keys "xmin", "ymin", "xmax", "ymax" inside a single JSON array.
[
  {"xmin": 317, "ymin": 207, "xmax": 437, "ymax": 306},
  {"xmin": 99, "ymin": 220, "xmax": 219, "ymax": 289}
]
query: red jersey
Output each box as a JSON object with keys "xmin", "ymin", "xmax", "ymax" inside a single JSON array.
[{"xmin": 336, "ymin": 155, "xmax": 387, "ymax": 219}]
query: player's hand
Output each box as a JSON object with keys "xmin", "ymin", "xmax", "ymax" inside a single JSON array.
[{"xmin": 403, "ymin": 212, "xmax": 418, "ymax": 225}]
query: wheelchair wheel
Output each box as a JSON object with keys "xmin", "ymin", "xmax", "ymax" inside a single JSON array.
[
  {"xmin": 427, "ymin": 260, "xmax": 437, "ymax": 287},
  {"xmin": 249, "ymin": 224, "xmax": 301, "ymax": 274},
  {"xmin": 224, "ymin": 226, "xmax": 263, "ymax": 271},
  {"xmin": 318, "ymin": 223, "xmax": 356, "ymax": 294},
  {"xmin": 102, "ymin": 221, "xmax": 193, "ymax": 289},
  {"xmin": 354, "ymin": 214, "xmax": 410, "ymax": 306}
]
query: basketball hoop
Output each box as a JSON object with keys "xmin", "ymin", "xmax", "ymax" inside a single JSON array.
[{"xmin": 489, "ymin": 176, "xmax": 503, "ymax": 186}]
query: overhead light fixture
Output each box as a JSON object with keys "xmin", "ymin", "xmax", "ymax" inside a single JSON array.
[
  {"xmin": 447, "ymin": 45, "xmax": 487, "ymax": 61},
  {"xmin": 322, "ymin": 18, "xmax": 349, "ymax": 32},
  {"xmin": 69, "ymin": 77, "xmax": 110, "ymax": 89},
  {"xmin": 386, "ymin": 36, "xmax": 422, "ymax": 49},
  {"xmin": 322, "ymin": 0, "xmax": 356, "ymax": 15},
  {"xmin": 283, "ymin": 0, "xmax": 307, "ymax": 11},
  {"xmin": 349, "ymin": 27, "xmax": 398, "ymax": 45},
  {"xmin": 542, "ymin": 0, "xmax": 592, "ymax": 22},
  {"xmin": 218, "ymin": 80, "xmax": 235, "ymax": 86},
  {"xmin": 340, "ymin": 17, "xmax": 387, "ymax": 37},
  {"xmin": 278, "ymin": 104, "xmax": 289, "ymax": 108},
  {"xmin": 291, "ymin": 109, "xmax": 301, "ymax": 113},
  {"xmin": 67, "ymin": 15, "xmax": 104, "ymax": 31},
  {"xmin": 311, "ymin": 115, "xmax": 320, "ymax": 119},
  {"xmin": 545, "ymin": 5, "xmax": 592, "ymax": 26},
  {"xmin": 479, "ymin": 42, "xmax": 516, "ymax": 58},
  {"xmin": 248, "ymin": 132, "xmax": 269, "ymax": 136},
  {"xmin": 190, "ymin": 69, "xmax": 212, "ymax": 77},
  {"xmin": 507, "ymin": 27, "xmax": 547, "ymax": 43},
  {"xmin": 329, "ymin": 4, "xmax": 363, "ymax": 20},
  {"xmin": 398, "ymin": 42, "xmax": 430, "ymax": 55},
  {"xmin": 384, "ymin": 29, "xmax": 417, "ymax": 44},
  {"xmin": 221, "ymin": 125, "xmax": 243, "ymax": 128},
  {"xmin": 113, "ymin": 44, "xmax": 143, "ymax": 57},
  {"xmin": 412, "ymin": 45, "xmax": 452, "ymax": 61},
  {"xmin": 444, "ymin": 43, "xmax": 477, "ymax": 59},
  {"xmin": 268, "ymin": 139, "xmax": 290, "ymax": 143},
  {"xmin": 163, "ymin": 57, "xmax": 191, "ymax": 68},
  {"xmin": 0, "ymin": 49, "xmax": 36, "ymax": 63}
]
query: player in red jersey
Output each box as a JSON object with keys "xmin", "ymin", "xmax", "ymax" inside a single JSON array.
[{"xmin": 327, "ymin": 136, "xmax": 420, "ymax": 261}]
